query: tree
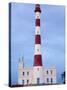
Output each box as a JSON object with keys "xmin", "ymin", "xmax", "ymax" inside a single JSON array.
[{"xmin": 61, "ymin": 71, "xmax": 65, "ymax": 84}]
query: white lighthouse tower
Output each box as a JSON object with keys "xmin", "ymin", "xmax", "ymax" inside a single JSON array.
[{"xmin": 32, "ymin": 4, "xmax": 44, "ymax": 85}]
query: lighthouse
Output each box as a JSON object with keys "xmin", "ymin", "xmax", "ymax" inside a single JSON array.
[
  {"xmin": 32, "ymin": 4, "xmax": 44, "ymax": 85},
  {"xmin": 18, "ymin": 4, "xmax": 57, "ymax": 86}
]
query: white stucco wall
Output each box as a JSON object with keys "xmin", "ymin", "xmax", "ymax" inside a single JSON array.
[
  {"xmin": 18, "ymin": 66, "xmax": 56, "ymax": 85},
  {"xmin": 34, "ymin": 44, "xmax": 41, "ymax": 55},
  {"xmin": 44, "ymin": 67, "xmax": 56, "ymax": 84},
  {"xmin": 35, "ymin": 26, "xmax": 40, "ymax": 35},
  {"xmin": 35, "ymin": 12, "xmax": 40, "ymax": 19},
  {"xmin": 22, "ymin": 68, "xmax": 33, "ymax": 85},
  {"xmin": 18, "ymin": 63, "xmax": 23, "ymax": 85},
  {"xmin": 32, "ymin": 66, "xmax": 44, "ymax": 84}
]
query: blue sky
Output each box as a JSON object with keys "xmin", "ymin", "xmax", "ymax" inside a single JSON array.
[{"xmin": 11, "ymin": 3, "xmax": 65, "ymax": 85}]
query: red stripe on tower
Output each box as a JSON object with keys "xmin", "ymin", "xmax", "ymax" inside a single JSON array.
[
  {"xmin": 35, "ymin": 35, "xmax": 41, "ymax": 44},
  {"xmin": 36, "ymin": 19, "xmax": 40, "ymax": 26},
  {"xmin": 34, "ymin": 4, "xmax": 42, "ymax": 66},
  {"xmin": 34, "ymin": 55, "xmax": 42, "ymax": 66}
]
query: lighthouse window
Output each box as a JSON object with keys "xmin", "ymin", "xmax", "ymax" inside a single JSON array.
[
  {"xmin": 23, "ymin": 72, "xmax": 24, "ymax": 76},
  {"xmin": 22, "ymin": 80, "xmax": 24, "ymax": 85},
  {"xmin": 27, "ymin": 72, "xmax": 29, "ymax": 75},
  {"xmin": 37, "ymin": 49, "xmax": 39, "ymax": 51},
  {"xmin": 51, "ymin": 70, "xmax": 53, "ymax": 74},
  {"xmin": 46, "ymin": 70, "xmax": 48, "ymax": 74},
  {"xmin": 37, "ymin": 68, "xmax": 39, "ymax": 71},
  {"xmin": 37, "ymin": 31, "xmax": 39, "ymax": 34}
]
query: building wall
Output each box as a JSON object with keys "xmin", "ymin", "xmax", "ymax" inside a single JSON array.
[
  {"xmin": 35, "ymin": 12, "xmax": 40, "ymax": 19},
  {"xmin": 32, "ymin": 66, "xmax": 44, "ymax": 84},
  {"xmin": 22, "ymin": 68, "xmax": 33, "ymax": 85},
  {"xmin": 44, "ymin": 67, "xmax": 56, "ymax": 84},
  {"xmin": 18, "ymin": 66, "xmax": 56, "ymax": 85},
  {"xmin": 18, "ymin": 61, "xmax": 23, "ymax": 85}
]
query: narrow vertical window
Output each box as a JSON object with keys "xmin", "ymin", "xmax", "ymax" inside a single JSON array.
[
  {"xmin": 46, "ymin": 70, "xmax": 48, "ymax": 74},
  {"xmin": 37, "ymin": 78, "xmax": 40, "ymax": 85},
  {"xmin": 27, "ymin": 72, "xmax": 29, "ymax": 75},
  {"xmin": 22, "ymin": 80, "xmax": 24, "ymax": 85},
  {"xmin": 37, "ymin": 31, "xmax": 39, "ymax": 34},
  {"xmin": 27, "ymin": 79, "xmax": 29, "ymax": 85},
  {"xmin": 47, "ymin": 78, "xmax": 49, "ymax": 83},
  {"xmin": 51, "ymin": 78, "xmax": 53, "ymax": 83},
  {"xmin": 23, "ymin": 72, "xmax": 24, "ymax": 76},
  {"xmin": 51, "ymin": 70, "xmax": 53, "ymax": 74},
  {"xmin": 37, "ymin": 49, "xmax": 39, "ymax": 51}
]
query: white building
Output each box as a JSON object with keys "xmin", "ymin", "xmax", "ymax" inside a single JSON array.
[
  {"xmin": 18, "ymin": 58, "xmax": 56, "ymax": 86},
  {"xmin": 18, "ymin": 4, "xmax": 57, "ymax": 86}
]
